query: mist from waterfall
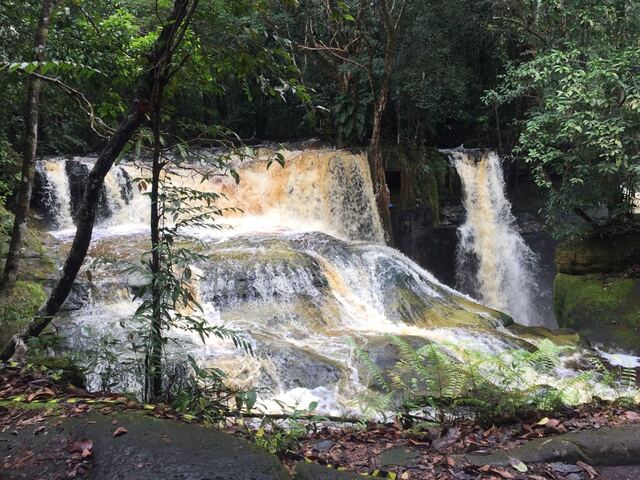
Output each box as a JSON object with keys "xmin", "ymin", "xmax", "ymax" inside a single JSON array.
[{"xmin": 449, "ymin": 150, "xmax": 542, "ymax": 326}]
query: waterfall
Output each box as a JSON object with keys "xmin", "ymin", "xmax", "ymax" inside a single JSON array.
[
  {"xmin": 36, "ymin": 150, "xmax": 385, "ymax": 243},
  {"xmin": 37, "ymin": 159, "xmax": 74, "ymax": 229},
  {"xmin": 448, "ymin": 150, "xmax": 541, "ymax": 325},
  {"xmin": 35, "ymin": 147, "xmax": 579, "ymax": 413}
]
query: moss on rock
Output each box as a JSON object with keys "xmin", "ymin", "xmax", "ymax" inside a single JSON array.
[
  {"xmin": 554, "ymin": 273, "xmax": 640, "ymax": 354},
  {"xmin": 0, "ymin": 280, "xmax": 46, "ymax": 346}
]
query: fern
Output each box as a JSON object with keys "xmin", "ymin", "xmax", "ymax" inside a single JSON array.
[{"xmin": 354, "ymin": 335, "xmax": 638, "ymax": 428}]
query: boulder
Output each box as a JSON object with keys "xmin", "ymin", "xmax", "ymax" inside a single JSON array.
[
  {"xmin": 293, "ymin": 462, "xmax": 362, "ymax": 479},
  {"xmin": 554, "ymin": 273, "xmax": 640, "ymax": 354},
  {"xmin": 0, "ymin": 411, "xmax": 290, "ymax": 480},
  {"xmin": 459, "ymin": 425, "xmax": 640, "ymax": 467}
]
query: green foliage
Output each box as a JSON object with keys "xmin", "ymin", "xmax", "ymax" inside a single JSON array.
[
  {"xmin": 124, "ymin": 142, "xmax": 254, "ymax": 401},
  {"xmin": 405, "ymin": 147, "xmax": 449, "ymax": 220},
  {"xmin": 0, "ymin": 280, "xmax": 46, "ymax": 346},
  {"xmin": 334, "ymin": 90, "xmax": 370, "ymax": 145},
  {"xmin": 23, "ymin": 336, "xmax": 87, "ymax": 388},
  {"xmin": 589, "ymin": 356, "xmax": 640, "ymax": 407},
  {"xmin": 252, "ymin": 400, "xmax": 327, "ymax": 454},
  {"xmin": 353, "ymin": 336, "xmax": 630, "ymax": 427},
  {"xmin": 0, "ymin": 139, "xmax": 20, "ymax": 204},
  {"xmin": 171, "ymin": 354, "xmax": 257, "ymax": 424},
  {"xmin": 487, "ymin": 0, "xmax": 640, "ymax": 237}
]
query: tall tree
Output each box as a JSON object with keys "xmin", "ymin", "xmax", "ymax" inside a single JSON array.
[
  {"xmin": 0, "ymin": 0, "xmax": 57, "ymax": 294},
  {"xmin": 299, "ymin": 0, "xmax": 409, "ymax": 243},
  {"xmin": 0, "ymin": 0, "xmax": 199, "ymax": 362},
  {"xmin": 368, "ymin": 0, "xmax": 408, "ymax": 245},
  {"xmin": 487, "ymin": 0, "xmax": 640, "ymax": 237}
]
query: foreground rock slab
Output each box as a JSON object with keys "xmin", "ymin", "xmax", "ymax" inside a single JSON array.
[
  {"xmin": 293, "ymin": 462, "xmax": 362, "ymax": 479},
  {"xmin": 1, "ymin": 411, "xmax": 290, "ymax": 480},
  {"xmin": 459, "ymin": 425, "xmax": 640, "ymax": 467}
]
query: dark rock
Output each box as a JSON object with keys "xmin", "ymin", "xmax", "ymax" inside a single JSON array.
[
  {"xmin": 260, "ymin": 344, "xmax": 341, "ymax": 391},
  {"xmin": 555, "ymin": 233, "xmax": 640, "ymax": 276},
  {"xmin": 31, "ymin": 162, "xmax": 57, "ymax": 225},
  {"xmin": 379, "ymin": 446, "xmax": 420, "ymax": 467},
  {"xmin": 293, "ymin": 462, "xmax": 361, "ymax": 479},
  {"xmin": 459, "ymin": 425, "xmax": 640, "ymax": 467},
  {"xmin": 311, "ymin": 440, "xmax": 334, "ymax": 452},
  {"xmin": 391, "ymin": 205, "xmax": 458, "ymax": 286},
  {"xmin": 60, "ymin": 282, "xmax": 90, "ymax": 311},
  {"xmin": 564, "ymin": 474, "xmax": 583, "ymax": 480},
  {"xmin": 0, "ymin": 411, "xmax": 290, "ymax": 480},
  {"xmin": 551, "ymin": 463, "xmax": 581, "ymax": 474},
  {"xmin": 66, "ymin": 159, "xmax": 111, "ymax": 223}
]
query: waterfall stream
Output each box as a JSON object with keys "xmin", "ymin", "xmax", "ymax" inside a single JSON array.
[
  {"xmin": 447, "ymin": 150, "xmax": 542, "ymax": 326},
  {"xmin": 33, "ymin": 148, "xmax": 594, "ymax": 414}
]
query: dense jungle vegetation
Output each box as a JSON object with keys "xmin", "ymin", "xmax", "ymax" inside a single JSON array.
[
  {"xmin": 0, "ymin": 1, "xmax": 639, "ymax": 478},
  {"xmin": 1, "ymin": 0, "xmax": 638, "ymax": 236}
]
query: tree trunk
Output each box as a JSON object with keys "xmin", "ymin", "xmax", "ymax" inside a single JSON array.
[
  {"xmin": 147, "ymin": 102, "xmax": 163, "ymax": 401},
  {"xmin": 0, "ymin": 0, "xmax": 197, "ymax": 362},
  {"xmin": 0, "ymin": 0, "xmax": 57, "ymax": 294},
  {"xmin": 368, "ymin": 25, "xmax": 397, "ymax": 246},
  {"xmin": 369, "ymin": 96, "xmax": 394, "ymax": 245}
]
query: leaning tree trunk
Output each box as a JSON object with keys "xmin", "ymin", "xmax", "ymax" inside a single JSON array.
[
  {"xmin": 0, "ymin": 0, "xmax": 198, "ymax": 362},
  {"xmin": 0, "ymin": 0, "xmax": 57, "ymax": 294}
]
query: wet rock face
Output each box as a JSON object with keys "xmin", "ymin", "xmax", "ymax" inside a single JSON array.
[
  {"xmin": 65, "ymin": 160, "xmax": 111, "ymax": 223},
  {"xmin": 556, "ymin": 233, "xmax": 640, "ymax": 275},
  {"xmin": 32, "ymin": 162, "xmax": 56, "ymax": 222},
  {"xmin": 391, "ymin": 206, "xmax": 458, "ymax": 287},
  {"xmin": 260, "ymin": 344, "xmax": 341, "ymax": 391}
]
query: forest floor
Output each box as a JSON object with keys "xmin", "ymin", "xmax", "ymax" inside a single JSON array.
[{"xmin": 1, "ymin": 366, "xmax": 640, "ymax": 480}]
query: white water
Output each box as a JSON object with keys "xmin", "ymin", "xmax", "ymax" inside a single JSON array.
[
  {"xmin": 34, "ymin": 148, "xmax": 630, "ymax": 412},
  {"xmin": 449, "ymin": 151, "xmax": 542, "ymax": 326},
  {"xmin": 40, "ymin": 160, "xmax": 74, "ymax": 229}
]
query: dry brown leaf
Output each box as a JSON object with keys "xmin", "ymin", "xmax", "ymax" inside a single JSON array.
[
  {"xmin": 70, "ymin": 438, "xmax": 94, "ymax": 458},
  {"xmin": 577, "ymin": 460, "xmax": 598, "ymax": 479},
  {"xmin": 490, "ymin": 467, "xmax": 516, "ymax": 479},
  {"xmin": 27, "ymin": 387, "xmax": 55, "ymax": 401},
  {"xmin": 113, "ymin": 426, "xmax": 128, "ymax": 437}
]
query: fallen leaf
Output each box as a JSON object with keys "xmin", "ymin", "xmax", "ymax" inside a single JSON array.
[
  {"xmin": 27, "ymin": 387, "xmax": 55, "ymax": 401},
  {"xmin": 33, "ymin": 425, "xmax": 46, "ymax": 435},
  {"xmin": 70, "ymin": 439, "xmax": 94, "ymax": 458},
  {"xmin": 535, "ymin": 417, "xmax": 549, "ymax": 426},
  {"xmin": 113, "ymin": 426, "xmax": 128, "ymax": 437},
  {"xmin": 577, "ymin": 460, "xmax": 598, "ymax": 479},
  {"xmin": 508, "ymin": 457, "xmax": 527, "ymax": 472},
  {"xmin": 545, "ymin": 419, "xmax": 560, "ymax": 428},
  {"xmin": 490, "ymin": 468, "xmax": 515, "ymax": 479},
  {"xmin": 623, "ymin": 411, "xmax": 640, "ymax": 421}
]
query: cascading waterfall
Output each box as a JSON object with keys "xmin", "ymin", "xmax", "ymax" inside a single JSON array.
[
  {"xmin": 37, "ymin": 159, "xmax": 75, "ymax": 229},
  {"xmin": 448, "ymin": 150, "xmax": 541, "ymax": 326},
  {"xmin": 33, "ymin": 147, "xmax": 597, "ymax": 414}
]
